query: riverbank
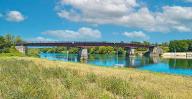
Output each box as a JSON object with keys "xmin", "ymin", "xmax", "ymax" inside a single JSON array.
[
  {"xmin": 162, "ymin": 52, "xmax": 192, "ymax": 59},
  {"xmin": 0, "ymin": 57, "xmax": 192, "ymax": 99}
]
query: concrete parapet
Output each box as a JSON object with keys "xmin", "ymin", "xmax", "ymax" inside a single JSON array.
[{"xmin": 162, "ymin": 52, "xmax": 192, "ymax": 59}]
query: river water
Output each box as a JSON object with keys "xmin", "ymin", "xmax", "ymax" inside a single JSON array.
[{"xmin": 40, "ymin": 53, "xmax": 192, "ymax": 76}]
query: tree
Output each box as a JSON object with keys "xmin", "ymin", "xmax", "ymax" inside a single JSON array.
[
  {"xmin": 15, "ymin": 36, "xmax": 23, "ymax": 44},
  {"xmin": 89, "ymin": 47, "xmax": 96, "ymax": 54},
  {"xmin": 188, "ymin": 42, "xmax": 192, "ymax": 52},
  {"xmin": 161, "ymin": 42, "xmax": 169, "ymax": 46},
  {"xmin": 3, "ymin": 34, "xmax": 14, "ymax": 48},
  {"xmin": 0, "ymin": 36, "xmax": 5, "ymax": 52},
  {"xmin": 117, "ymin": 47, "xmax": 125, "ymax": 55},
  {"xmin": 69, "ymin": 47, "xmax": 79, "ymax": 54},
  {"xmin": 0, "ymin": 34, "xmax": 24, "ymax": 53},
  {"xmin": 143, "ymin": 41, "xmax": 150, "ymax": 45},
  {"xmin": 98, "ymin": 46, "xmax": 106, "ymax": 54},
  {"xmin": 4, "ymin": 34, "xmax": 14, "ymax": 43},
  {"xmin": 169, "ymin": 40, "xmax": 191, "ymax": 52}
]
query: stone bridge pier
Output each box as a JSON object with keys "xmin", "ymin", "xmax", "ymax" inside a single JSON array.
[
  {"xmin": 15, "ymin": 45, "xmax": 28, "ymax": 54},
  {"xmin": 78, "ymin": 48, "xmax": 88, "ymax": 61},
  {"xmin": 125, "ymin": 47, "xmax": 136, "ymax": 56},
  {"xmin": 145, "ymin": 46, "xmax": 163, "ymax": 57}
]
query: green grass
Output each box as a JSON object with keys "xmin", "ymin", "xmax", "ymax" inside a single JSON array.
[
  {"xmin": 0, "ymin": 53, "xmax": 24, "ymax": 57},
  {"xmin": 0, "ymin": 48, "xmax": 25, "ymax": 57},
  {"xmin": 0, "ymin": 57, "xmax": 192, "ymax": 99}
]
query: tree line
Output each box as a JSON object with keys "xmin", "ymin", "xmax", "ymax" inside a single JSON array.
[
  {"xmin": 1, "ymin": 34, "xmax": 191, "ymax": 57},
  {"xmin": 29, "ymin": 46, "xmax": 126, "ymax": 55},
  {"xmin": 169, "ymin": 40, "xmax": 192, "ymax": 52},
  {"xmin": 0, "ymin": 34, "xmax": 22, "ymax": 53}
]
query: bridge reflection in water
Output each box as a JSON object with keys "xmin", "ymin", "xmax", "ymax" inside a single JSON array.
[{"xmin": 40, "ymin": 53, "xmax": 192, "ymax": 70}]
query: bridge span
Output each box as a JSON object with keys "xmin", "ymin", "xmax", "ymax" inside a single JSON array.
[
  {"xmin": 16, "ymin": 41, "xmax": 153, "ymax": 48},
  {"xmin": 16, "ymin": 41, "xmax": 163, "ymax": 60}
]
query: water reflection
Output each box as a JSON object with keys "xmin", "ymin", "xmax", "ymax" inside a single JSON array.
[
  {"xmin": 169, "ymin": 59, "xmax": 192, "ymax": 69},
  {"xmin": 125, "ymin": 56, "xmax": 161, "ymax": 68},
  {"xmin": 40, "ymin": 53, "xmax": 192, "ymax": 76}
]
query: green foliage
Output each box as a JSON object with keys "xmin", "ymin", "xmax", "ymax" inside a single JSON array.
[
  {"xmin": 0, "ymin": 36, "xmax": 7, "ymax": 53},
  {"xmin": 38, "ymin": 46, "xmax": 125, "ymax": 55},
  {"xmin": 117, "ymin": 47, "xmax": 125, "ymax": 55},
  {"xmin": 98, "ymin": 46, "xmax": 110, "ymax": 54},
  {"xmin": 28, "ymin": 48, "xmax": 40, "ymax": 57},
  {"xmin": 0, "ymin": 35, "xmax": 15, "ymax": 53},
  {"xmin": 0, "ymin": 47, "xmax": 24, "ymax": 57},
  {"xmin": 3, "ymin": 34, "xmax": 23, "ymax": 45},
  {"xmin": 68, "ymin": 47, "xmax": 79, "ymax": 54},
  {"xmin": 15, "ymin": 36, "xmax": 23, "ymax": 43},
  {"xmin": 160, "ymin": 46, "xmax": 169, "ymax": 52},
  {"xmin": 169, "ymin": 59, "xmax": 192, "ymax": 69},
  {"xmin": 89, "ymin": 46, "xmax": 123, "ymax": 54},
  {"xmin": 143, "ymin": 41, "xmax": 150, "ymax": 45},
  {"xmin": 169, "ymin": 40, "xmax": 192, "ymax": 52},
  {"xmin": 0, "ymin": 34, "xmax": 24, "ymax": 54},
  {"xmin": 161, "ymin": 42, "xmax": 169, "ymax": 46},
  {"xmin": 188, "ymin": 42, "xmax": 192, "ymax": 51},
  {"xmin": 38, "ymin": 47, "xmax": 77, "ymax": 54}
]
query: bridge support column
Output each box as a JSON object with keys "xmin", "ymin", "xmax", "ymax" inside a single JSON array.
[
  {"xmin": 15, "ymin": 45, "xmax": 27, "ymax": 54},
  {"xmin": 78, "ymin": 48, "xmax": 88, "ymax": 61},
  {"xmin": 125, "ymin": 47, "xmax": 135, "ymax": 56},
  {"xmin": 145, "ymin": 46, "xmax": 163, "ymax": 57}
]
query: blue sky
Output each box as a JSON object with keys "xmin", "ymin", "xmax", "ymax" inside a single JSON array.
[{"xmin": 0, "ymin": 0, "xmax": 192, "ymax": 43}]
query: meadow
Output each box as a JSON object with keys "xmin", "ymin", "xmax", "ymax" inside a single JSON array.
[{"xmin": 0, "ymin": 57, "xmax": 192, "ymax": 99}]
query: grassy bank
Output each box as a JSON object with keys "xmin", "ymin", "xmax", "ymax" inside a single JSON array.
[{"xmin": 0, "ymin": 57, "xmax": 192, "ymax": 99}]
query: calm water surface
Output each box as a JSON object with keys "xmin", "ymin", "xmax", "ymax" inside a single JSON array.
[{"xmin": 40, "ymin": 53, "xmax": 192, "ymax": 76}]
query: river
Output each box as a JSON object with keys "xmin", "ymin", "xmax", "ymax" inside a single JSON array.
[{"xmin": 40, "ymin": 53, "xmax": 192, "ymax": 76}]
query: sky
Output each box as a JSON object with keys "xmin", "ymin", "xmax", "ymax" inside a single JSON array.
[{"xmin": 0, "ymin": 0, "xmax": 192, "ymax": 43}]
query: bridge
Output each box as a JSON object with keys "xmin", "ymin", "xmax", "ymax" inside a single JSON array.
[{"xmin": 16, "ymin": 41, "xmax": 163, "ymax": 60}]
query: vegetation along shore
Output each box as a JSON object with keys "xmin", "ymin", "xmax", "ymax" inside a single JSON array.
[
  {"xmin": 0, "ymin": 57, "xmax": 192, "ymax": 99},
  {"xmin": 0, "ymin": 34, "xmax": 192, "ymax": 99}
]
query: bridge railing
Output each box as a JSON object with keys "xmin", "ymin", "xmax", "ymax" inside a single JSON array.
[
  {"xmin": 25, "ymin": 41, "xmax": 125, "ymax": 43},
  {"xmin": 16, "ymin": 41, "xmax": 154, "ymax": 48}
]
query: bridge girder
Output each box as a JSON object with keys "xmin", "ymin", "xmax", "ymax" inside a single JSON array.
[{"xmin": 16, "ymin": 42, "xmax": 153, "ymax": 48}]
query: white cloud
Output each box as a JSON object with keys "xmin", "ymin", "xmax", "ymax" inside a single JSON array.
[
  {"xmin": 57, "ymin": 0, "xmax": 138, "ymax": 24},
  {"xmin": 123, "ymin": 31, "xmax": 149, "ymax": 40},
  {"xmin": 155, "ymin": 6, "xmax": 192, "ymax": 32},
  {"xmin": 43, "ymin": 27, "xmax": 102, "ymax": 41},
  {"xmin": 6, "ymin": 11, "xmax": 25, "ymax": 22},
  {"xmin": 56, "ymin": 0, "xmax": 192, "ymax": 33},
  {"xmin": 184, "ymin": 0, "xmax": 192, "ymax": 2}
]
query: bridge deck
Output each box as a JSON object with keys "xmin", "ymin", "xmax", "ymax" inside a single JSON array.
[{"xmin": 16, "ymin": 41, "xmax": 154, "ymax": 48}]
